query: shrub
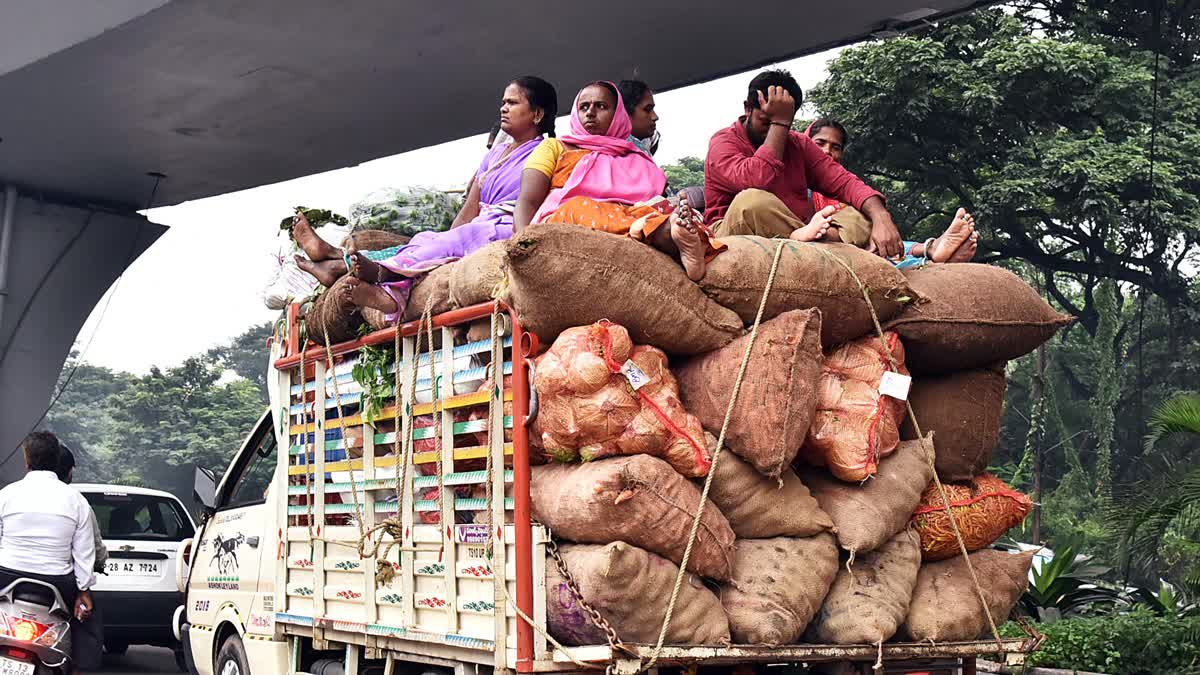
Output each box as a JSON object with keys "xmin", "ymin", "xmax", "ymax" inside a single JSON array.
[{"xmin": 1001, "ymin": 610, "xmax": 1200, "ymax": 674}]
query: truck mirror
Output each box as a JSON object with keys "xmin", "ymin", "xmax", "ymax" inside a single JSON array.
[{"xmin": 193, "ymin": 466, "xmax": 217, "ymax": 512}]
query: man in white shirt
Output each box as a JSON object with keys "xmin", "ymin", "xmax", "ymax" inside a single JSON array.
[
  {"xmin": 56, "ymin": 446, "xmax": 106, "ymax": 672},
  {"xmin": 0, "ymin": 432, "xmax": 96, "ymax": 625}
]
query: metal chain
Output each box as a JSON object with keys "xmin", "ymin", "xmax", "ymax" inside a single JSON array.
[{"xmin": 544, "ymin": 535, "xmax": 630, "ymax": 656}]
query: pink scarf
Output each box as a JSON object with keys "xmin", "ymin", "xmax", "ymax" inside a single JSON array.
[{"xmin": 534, "ymin": 83, "xmax": 667, "ymax": 223}]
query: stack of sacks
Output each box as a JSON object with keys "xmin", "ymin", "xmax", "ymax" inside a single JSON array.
[
  {"xmin": 799, "ymin": 331, "xmax": 908, "ymax": 482},
  {"xmin": 531, "ymin": 322, "xmax": 711, "ymax": 477},
  {"xmin": 674, "ymin": 312, "xmax": 839, "ymax": 644}
]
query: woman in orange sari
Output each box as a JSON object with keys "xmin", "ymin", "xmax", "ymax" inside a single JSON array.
[{"xmin": 512, "ymin": 81, "xmax": 720, "ymax": 281}]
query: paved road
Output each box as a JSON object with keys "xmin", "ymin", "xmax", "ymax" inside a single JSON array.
[{"xmin": 96, "ymin": 646, "xmax": 182, "ymax": 674}]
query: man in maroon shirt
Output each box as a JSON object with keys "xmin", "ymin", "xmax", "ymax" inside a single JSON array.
[{"xmin": 704, "ymin": 70, "xmax": 904, "ymax": 259}]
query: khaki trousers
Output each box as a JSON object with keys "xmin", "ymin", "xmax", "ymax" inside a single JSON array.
[{"xmin": 711, "ymin": 188, "xmax": 872, "ymax": 247}]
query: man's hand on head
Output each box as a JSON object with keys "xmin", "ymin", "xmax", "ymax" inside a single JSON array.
[{"xmin": 758, "ymin": 86, "xmax": 796, "ymax": 125}]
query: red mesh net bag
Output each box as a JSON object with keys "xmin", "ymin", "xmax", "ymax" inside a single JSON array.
[
  {"xmin": 530, "ymin": 322, "xmax": 710, "ymax": 477},
  {"xmin": 911, "ymin": 472, "xmax": 1033, "ymax": 561},
  {"xmin": 800, "ymin": 331, "xmax": 908, "ymax": 482}
]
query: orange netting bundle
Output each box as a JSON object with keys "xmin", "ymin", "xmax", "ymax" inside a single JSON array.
[
  {"xmin": 531, "ymin": 322, "xmax": 711, "ymax": 477},
  {"xmin": 911, "ymin": 472, "xmax": 1033, "ymax": 561},
  {"xmin": 799, "ymin": 331, "xmax": 909, "ymax": 482}
]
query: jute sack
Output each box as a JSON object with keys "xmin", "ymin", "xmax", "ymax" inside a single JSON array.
[
  {"xmin": 799, "ymin": 437, "xmax": 935, "ymax": 554},
  {"xmin": 530, "ymin": 456, "xmax": 736, "ymax": 580},
  {"xmin": 885, "ymin": 264, "xmax": 1073, "ymax": 374},
  {"xmin": 698, "ymin": 237, "xmax": 917, "ymax": 348},
  {"xmin": 342, "ymin": 228, "xmax": 410, "ymax": 252},
  {"xmin": 704, "ymin": 440, "xmax": 833, "ymax": 538},
  {"xmin": 902, "ymin": 549, "xmax": 1035, "ymax": 642},
  {"xmin": 675, "ymin": 310, "xmax": 823, "ymax": 478},
  {"xmin": 306, "ymin": 275, "xmax": 363, "ymax": 345},
  {"xmin": 720, "ymin": 534, "xmax": 839, "ymax": 645},
  {"xmin": 799, "ymin": 332, "xmax": 909, "ymax": 482},
  {"xmin": 806, "ymin": 530, "xmax": 922, "ymax": 644},
  {"xmin": 502, "ymin": 223, "xmax": 744, "ymax": 355},
  {"xmin": 547, "ymin": 542, "xmax": 730, "ymax": 646},
  {"xmin": 912, "ymin": 473, "xmax": 1033, "ymax": 561},
  {"xmin": 901, "ymin": 365, "xmax": 1006, "ymax": 481},
  {"xmin": 449, "ymin": 241, "xmax": 507, "ymax": 308}
]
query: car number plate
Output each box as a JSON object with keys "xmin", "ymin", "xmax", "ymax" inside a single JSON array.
[
  {"xmin": 105, "ymin": 560, "xmax": 161, "ymax": 576},
  {"xmin": 0, "ymin": 657, "xmax": 35, "ymax": 675}
]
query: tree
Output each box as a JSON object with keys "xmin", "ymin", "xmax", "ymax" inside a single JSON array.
[
  {"xmin": 662, "ymin": 156, "xmax": 705, "ymax": 192},
  {"xmin": 208, "ymin": 321, "xmax": 274, "ymax": 402},
  {"xmin": 808, "ymin": 8, "xmax": 1199, "ymax": 331}
]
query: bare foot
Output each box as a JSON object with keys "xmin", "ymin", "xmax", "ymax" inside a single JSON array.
[
  {"xmin": 949, "ymin": 230, "xmax": 978, "ymax": 263},
  {"xmin": 928, "ymin": 208, "xmax": 974, "ymax": 263},
  {"xmin": 670, "ymin": 192, "xmax": 708, "ymax": 281},
  {"xmin": 342, "ymin": 277, "xmax": 398, "ymax": 315},
  {"xmin": 292, "ymin": 210, "xmax": 343, "ymax": 262},
  {"xmin": 296, "ymin": 255, "xmax": 347, "ymax": 288},
  {"xmin": 791, "ymin": 205, "xmax": 836, "ymax": 242}
]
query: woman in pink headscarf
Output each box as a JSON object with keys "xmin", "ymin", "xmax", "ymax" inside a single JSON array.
[{"xmin": 512, "ymin": 81, "xmax": 721, "ymax": 281}]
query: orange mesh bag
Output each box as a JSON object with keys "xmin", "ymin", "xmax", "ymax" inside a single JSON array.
[
  {"xmin": 911, "ymin": 473, "xmax": 1033, "ymax": 561},
  {"xmin": 800, "ymin": 332, "xmax": 908, "ymax": 482},
  {"xmin": 530, "ymin": 322, "xmax": 711, "ymax": 477}
]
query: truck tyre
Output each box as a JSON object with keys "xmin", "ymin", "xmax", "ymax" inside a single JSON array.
[
  {"xmin": 174, "ymin": 647, "xmax": 188, "ymax": 672},
  {"xmin": 215, "ymin": 635, "xmax": 250, "ymax": 675},
  {"xmin": 104, "ymin": 640, "xmax": 129, "ymax": 656}
]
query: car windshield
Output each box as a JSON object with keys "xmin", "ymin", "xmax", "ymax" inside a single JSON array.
[{"xmin": 84, "ymin": 492, "xmax": 195, "ymax": 542}]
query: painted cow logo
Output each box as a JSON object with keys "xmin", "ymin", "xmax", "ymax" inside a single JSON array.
[{"xmin": 211, "ymin": 533, "xmax": 245, "ymax": 574}]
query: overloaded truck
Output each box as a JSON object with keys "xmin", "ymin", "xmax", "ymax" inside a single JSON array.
[{"xmin": 177, "ymin": 226, "xmax": 1060, "ymax": 675}]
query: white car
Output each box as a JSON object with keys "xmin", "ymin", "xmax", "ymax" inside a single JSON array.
[{"xmin": 75, "ymin": 484, "xmax": 196, "ymax": 664}]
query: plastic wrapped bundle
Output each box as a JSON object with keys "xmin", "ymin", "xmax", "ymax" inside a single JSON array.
[{"xmin": 349, "ymin": 187, "xmax": 462, "ymax": 237}]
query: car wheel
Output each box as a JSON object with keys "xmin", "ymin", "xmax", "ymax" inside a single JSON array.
[
  {"xmin": 216, "ymin": 635, "xmax": 250, "ymax": 675},
  {"xmin": 104, "ymin": 640, "xmax": 129, "ymax": 656}
]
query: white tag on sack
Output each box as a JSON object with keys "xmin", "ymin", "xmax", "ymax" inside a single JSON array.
[
  {"xmin": 879, "ymin": 371, "xmax": 912, "ymax": 401},
  {"xmin": 620, "ymin": 360, "xmax": 651, "ymax": 391}
]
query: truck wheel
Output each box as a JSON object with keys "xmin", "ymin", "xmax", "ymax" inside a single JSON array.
[
  {"xmin": 174, "ymin": 647, "xmax": 188, "ymax": 672},
  {"xmin": 104, "ymin": 640, "xmax": 129, "ymax": 656},
  {"xmin": 215, "ymin": 635, "xmax": 250, "ymax": 675}
]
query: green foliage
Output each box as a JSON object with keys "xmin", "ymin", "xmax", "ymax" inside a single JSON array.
[
  {"xmin": 207, "ymin": 322, "xmax": 273, "ymax": 403},
  {"xmin": 661, "ymin": 156, "xmax": 705, "ymax": 192},
  {"xmin": 1130, "ymin": 579, "xmax": 1199, "ymax": 618},
  {"xmin": 1091, "ymin": 279, "xmax": 1123, "ymax": 498},
  {"xmin": 1145, "ymin": 392, "xmax": 1200, "ymax": 452},
  {"xmin": 278, "ymin": 206, "xmax": 348, "ymax": 235},
  {"xmin": 1021, "ymin": 542, "xmax": 1123, "ymax": 621},
  {"xmin": 1001, "ymin": 611, "xmax": 1200, "ymax": 673},
  {"xmin": 350, "ymin": 342, "xmax": 396, "ymax": 426}
]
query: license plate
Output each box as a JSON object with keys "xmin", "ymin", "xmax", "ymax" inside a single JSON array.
[
  {"xmin": 0, "ymin": 657, "xmax": 35, "ymax": 675},
  {"xmin": 105, "ymin": 560, "xmax": 161, "ymax": 576}
]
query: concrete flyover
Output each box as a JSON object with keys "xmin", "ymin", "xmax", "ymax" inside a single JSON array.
[{"xmin": 0, "ymin": 0, "xmax": 993, "ymax": 481}]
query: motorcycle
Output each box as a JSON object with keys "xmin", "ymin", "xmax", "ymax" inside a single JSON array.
[{"xmin": 0, "ymin": 579, "xmax": 72, "ymax": 674}]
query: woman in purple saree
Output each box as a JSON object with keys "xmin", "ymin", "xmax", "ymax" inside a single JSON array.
[{"xmin": 293, "ymin": 76, "xmax": 558, "ymax": 321}]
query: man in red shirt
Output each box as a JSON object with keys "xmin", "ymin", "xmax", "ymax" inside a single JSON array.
[{"xmin": 704, "ymin": 69, "xmax": 904, "ymax": 259}]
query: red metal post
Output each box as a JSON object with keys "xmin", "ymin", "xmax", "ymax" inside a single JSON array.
[
  {"xmin": 962, "ymin": 656, "xmax": 977, "ymax": 675},
  {"xmin": 509, "ymin": 309, "xmax": 535, "ymax": 671},
  {"xmin": 286, "ymin": 303, "xmax": 301, "ymax": 357}
]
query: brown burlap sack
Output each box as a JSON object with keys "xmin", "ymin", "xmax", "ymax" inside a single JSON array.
[
  {"xmin": 402, "ymin": 261, "xmax": 456, "ymax": 321},
  {"xmin": 675, "ymin": 310, "xmax": 823, "ymax": 478},
  {"xmin": 698, "ymin": 237, "xmax": 917, "ymax": 348},
  {"xmin": 341, "ymin": 229, "xmax": 410, "ymax": 251},
  {"xmin": 449, "ymin": 241, "xmax": 508, "ymax": 308},
  {"xmin": 530, "ymin": 456, "xmax": 736, "ymax": 580},
  {"xmin": 901, "ymin": 365, "xmax": 1006, "ymax": 481},
  {"xmin": 720, "ymin": 534, "xmax": 838, "ymax": 645},
  {"xmin": 503, "ymin": 223, "xmax": 744, "ymax": 355},
  {"xmin": 799, "ymin": 437, "xmax": 935, "ymax": 554},
  {"xmin": 799, "ymin": 332, "xmax": 908, "ymax": 482},
  {"xmin": 705, "ymin": 443, "xmax": 833, "ymax": 538},
  {"xmin": 547, "ymin": 542, "xmax": 730, "ymax": 646},
  {"xmin": 902, "ymin": 549, "xmax": 1035, "ymax": 642},
  {"xmin": 885, "ymin": 264, "xmax": 1073, "ymax": 374},
  {"xmin": 806, "ymin": 530, "xmax": 922, "ymax": 644},
  {"xmin": 306, "ymin": 275, "xmax": 363, "ymax": 346},
  {"xmin": 912, "ymin": 473, "xmax": 1033, "ymax": 561}
]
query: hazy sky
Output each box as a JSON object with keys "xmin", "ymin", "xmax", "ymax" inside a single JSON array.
[{"xmin": 75, "ymin": 48, "xmax": 840, "ymax": 374}]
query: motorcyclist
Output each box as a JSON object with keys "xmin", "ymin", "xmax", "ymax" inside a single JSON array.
[{"xmin": 56, "ymin": 446, "xmax": 106, "ymax": 673}]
